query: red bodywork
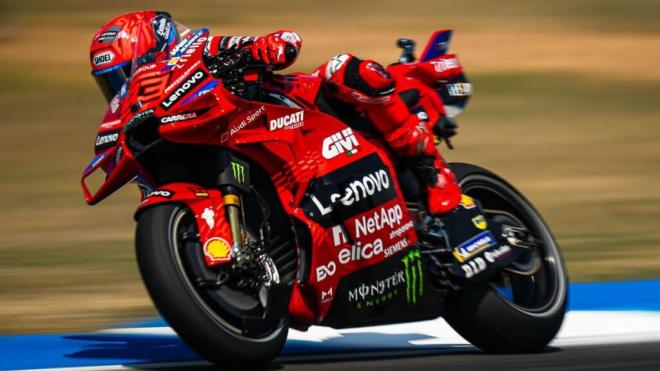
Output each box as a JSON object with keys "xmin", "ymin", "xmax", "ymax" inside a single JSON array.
[{"xmin": 82, "ymin": 28, "xmax": 466, "ymax": 326}]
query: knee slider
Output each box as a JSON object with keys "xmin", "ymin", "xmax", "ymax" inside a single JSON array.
[{"xmin": 345, "ymin": 58, "xmax": 395, "ymax": 97}]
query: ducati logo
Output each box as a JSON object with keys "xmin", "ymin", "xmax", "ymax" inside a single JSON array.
[{"xmin": 322, "ymin": 128, "xmax": 359, "ymax": 159}]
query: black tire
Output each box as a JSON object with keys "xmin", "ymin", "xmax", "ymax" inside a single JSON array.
[
  {"xmin": 136, "ymin": 204, "xmax": 288, "ymax": 370},
  {"xmin": 442, "ymin": 163, "xmax": 568, "ymax": 353}
]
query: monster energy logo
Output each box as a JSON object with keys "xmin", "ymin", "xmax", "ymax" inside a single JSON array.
[
  {"xmin": 231, "ymin": 162, "xmax": 245, "ymax": 183},
  {"xmin": 401, "ymin": 249, "xmax": 424, "ymax": 305}
]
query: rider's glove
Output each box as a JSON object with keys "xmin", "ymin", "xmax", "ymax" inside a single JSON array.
[
  {"xmin": 250, "ymin": 35, "xmax": 288, "ymax": 65},
  {"xmin": 433, "ymin": 116, "xmax": 459, "ymax": 140}
]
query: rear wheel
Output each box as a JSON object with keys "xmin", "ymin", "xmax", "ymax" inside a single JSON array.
[
  {"xmin": 443, "ymin": 163, "xmax": 568, "ymax": 353},
  {"xmin": 136, "ymin": 203, "xmax": 292, "ymax": 369}
]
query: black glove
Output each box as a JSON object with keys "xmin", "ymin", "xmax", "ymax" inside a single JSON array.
[{"xmin": 433, "ymin": 116, "xmax": 459, "ymax": 140}]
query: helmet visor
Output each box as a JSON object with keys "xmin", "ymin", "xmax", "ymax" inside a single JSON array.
[{"xmin": 93, "ymin": 63, "xmax": 130, "ymax": 103}]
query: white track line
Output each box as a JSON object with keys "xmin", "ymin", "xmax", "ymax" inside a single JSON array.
[{"xmin": 20, "ymin": 311, "xmax": 660, "ymax": 371}]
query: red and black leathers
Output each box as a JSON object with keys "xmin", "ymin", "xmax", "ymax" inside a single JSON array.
[
  {"xmin": 317, "ymin": 54, "xmax": 461, "ymax": 214},
  {"xmin": 205, "ymin": 30, "xmax": 302, "ymax": 69}
]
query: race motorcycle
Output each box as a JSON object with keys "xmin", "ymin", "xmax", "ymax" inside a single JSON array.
[{"xmin": 82, "ymin": 25, "xmax": 567, "ymax": 369}]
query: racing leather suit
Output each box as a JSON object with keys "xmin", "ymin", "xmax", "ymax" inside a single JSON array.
[{"xmin": 211, "ymin": 33, "xmax": 461, "ymax": 214}]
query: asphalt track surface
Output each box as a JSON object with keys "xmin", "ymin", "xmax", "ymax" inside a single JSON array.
[
  {"xmin": 173, "ymin": 341, "xmax": 660, "ymax": 371},
  {"xmin": 3, "ymin": 280, "xmax": 660, "ymax": 370}
]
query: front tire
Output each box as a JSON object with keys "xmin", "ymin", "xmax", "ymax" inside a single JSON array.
[
  {"xmin": 443, "ymin": 163, "xmax": 568, "ymax": 353},
  {"xmin": 135, "ymin": 204, "xmax": 288, "ymax": 369}
]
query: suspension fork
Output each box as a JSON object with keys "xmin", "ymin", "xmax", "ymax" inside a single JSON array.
[{"xmin": 221, "ymin": 185, "xmax": 243, "ymax": 249}]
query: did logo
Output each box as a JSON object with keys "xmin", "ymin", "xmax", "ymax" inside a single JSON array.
[{"xmin": 401, "ymin": 249, "xmax": 424, "ymax": 305}]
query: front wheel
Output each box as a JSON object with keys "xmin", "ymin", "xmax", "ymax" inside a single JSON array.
[
  {"xmin": 135, "ymin": 204, "xmax": 289, "ymax": 369},
  {"xmin": 443, "ymin": 163, "xmax": 568, "ymax": 353}
]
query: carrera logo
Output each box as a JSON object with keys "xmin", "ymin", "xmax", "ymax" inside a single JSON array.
[
  {"xmin": 316, "ymin": 261, "xmax": 336, "ymax": 282},
  {"xmin": 322, "ymin": 128, "xmax": 359, "ymax": 159},
  {"xmin": 93, "ymin": 51, "xmax": 115, "ymax": 67},
  {"xmin": 160, "ymin": 69, "xmax": 207, "ymax": 110},
  {"xmin": 160, "ymin": 111, "xmax": 198, "ymax": 124},
  {"xmin": 269, "ymin": 111, "xmax": 304, "ymax": 130},
  {"xmin": 453, "ymin": 231, "xmax": 496, "ymax": 263},
  {"xmin": 94, "ymin": 130, "xmax": 119, "ymax": 150}
]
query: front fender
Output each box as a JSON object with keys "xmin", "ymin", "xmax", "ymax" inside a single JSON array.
[{"xmin": 135, "ymin": 182, "xmax": 234, "ymax": 267}]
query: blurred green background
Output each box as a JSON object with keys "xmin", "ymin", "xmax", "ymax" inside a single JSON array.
[{"xmin": 1, "ymin": 0, "xmax": 659, "ymax": 334}]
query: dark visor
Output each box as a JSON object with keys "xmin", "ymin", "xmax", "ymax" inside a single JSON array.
[{"xmin": 93, "ymin": 62, "xmax": 131, "ymax": 103}]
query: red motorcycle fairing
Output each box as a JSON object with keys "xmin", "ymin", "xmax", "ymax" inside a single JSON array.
[{"xmin": 135, "ymin": 183, "xmax": 234, "ymax": 266}]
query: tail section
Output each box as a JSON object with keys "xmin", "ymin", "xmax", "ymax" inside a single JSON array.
[{"xmin": 419, "ymin": 30, "xmax": 452, "ymax": 62}]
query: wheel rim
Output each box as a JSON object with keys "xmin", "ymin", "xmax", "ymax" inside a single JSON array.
[
  {"xmin": 459, "ymin": 174, "xmax": 567, "ymax": 317},
  {"xmin": 168, "ymin": 207, "xmax": 286, "ymax": 341}
]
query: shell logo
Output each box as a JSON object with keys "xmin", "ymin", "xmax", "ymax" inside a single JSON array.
[
  {"xmin": 460, "ymin": 194, "xmax": 476, "ymax": 210},
  {"xmin": 204, "ymin": 237, "xmax": 231, "ymax": 263}
]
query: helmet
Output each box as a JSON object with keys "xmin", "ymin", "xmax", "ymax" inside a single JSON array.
[{"xmin": 90, "ymin": 11, "xmax": 181, "ymax": 102}]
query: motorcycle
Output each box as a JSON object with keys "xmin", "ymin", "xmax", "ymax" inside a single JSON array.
[{"xmin": 82, "ymin": 25, "xmax": 567, "ymax": 369}]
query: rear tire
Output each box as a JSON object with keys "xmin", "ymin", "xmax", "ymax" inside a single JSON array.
[
  {"xmin": 443, "ymin": 163, "xmax": 568, "ymax": 353},
  {"xmin": 136, "ymin": 204, "xmax": 288, "ymax": 369}
]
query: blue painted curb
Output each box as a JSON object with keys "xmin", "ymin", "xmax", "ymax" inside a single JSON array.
[{"xmin": 1, "ymin": 279, "xmax": 658, "ymax": 370}]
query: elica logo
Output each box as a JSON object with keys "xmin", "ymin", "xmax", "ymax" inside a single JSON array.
[
  {"xmin": 269, "ymin": 111, "xmax": 304, "ymax": 130},
  {"xmin": 401, "ymin": 249, "xmax": 424, "ymax": 305},
  {"xmin": 93, "ymin": 51, "xmax": 115, "ymax": 67},
  {"xmin": 231, "ymin": 162, "xmax": 246, "ymax": 183},
  {"xmin": 160, "ymin": 69, "xmax": 207, "ymax": 110},
  {"xmin": 338, "ymin": 238, "xmax": 383, "ymax": 265},
  {"xmin": 160, "ymin": 112, "xmax": 198, "ymax": 124},
  {"xmin": 311, "ymin": 169, "xmax": 391, "ymax": 216},
  {"xmin": 322, "ymin": 128, "xmax": 359, "ymax": 159},
  {"xmin": 316, "ymin": 261, "xmax": 336, "ymax": 282},
  {"xmin": 452, "ymin": 230, "xmax": 496, "ymax": 263}
]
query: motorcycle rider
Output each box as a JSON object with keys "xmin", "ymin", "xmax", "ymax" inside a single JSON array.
[{"xmin": 90, "ymin": 10, "xmax": 461, "ymax": 215}]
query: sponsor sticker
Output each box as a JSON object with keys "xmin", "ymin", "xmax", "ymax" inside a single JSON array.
[
  {"xmin": 348, "ymin": 270, "xmax": 405, "ymax": 310},
  {"xmin": 94, "ymin": 130, "xmax": 120, "ymax": 150},
  {"xmin": 316, "ymin": 261, "xmax": 336, "ymax": 282},
  {"xmin": 160, "ymin": 68, "xmax": 207, "ymax": 110},
  {"xmin": 204, "ymin": 237, "xmax": 231, "ymax": 263},
  {"xmin": 472, "ymin": 215, "xmax": 487, "ymax": 230},
  {"xmin": 459, "ymin": 194, "xmax": 476, "ymax": 209},
  {"xmin": 461, "ymin": 256, "xmax": 487, "ymax": 279},
  {"xmin": 430, "ymin": 57, "xmax": 459, "ymax": 72},
  {"xmin": 401, "ymin": 249, "xmax": 424, "ymax": 305},
  {"xmin": 93, "ymin": 50, "xmax": 115, "ymax": 67},
  {"xmin": 201, "ymin": 207, "xmax": 215, "ymax": 229},
  {"xmin": 269, "ymin": 111, "xmax": 304, "ymax": 131},
  {"xmin": 160, "ymin": 111, "xmax": 199, "ymax": 124},
  {"xmin": 322, "ymin": 128, "xmax": 359, "ymax": 159},
  {"xmin": 452, "ymin": 230, "xmax": 496, "ymax": 263},
  {"xmin": 145, "ymin": 189, "xmax": 173, "ymax": 198}
]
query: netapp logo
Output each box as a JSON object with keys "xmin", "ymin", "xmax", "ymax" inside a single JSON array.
[{"xmin": 160, "ymin": 69, "xmax": 207, "ymax": 110}]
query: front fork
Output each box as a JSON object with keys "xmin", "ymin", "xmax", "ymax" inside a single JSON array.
[{"xmin": 220, "ymin": 185, "xmax": 246, "ymax": 264}]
